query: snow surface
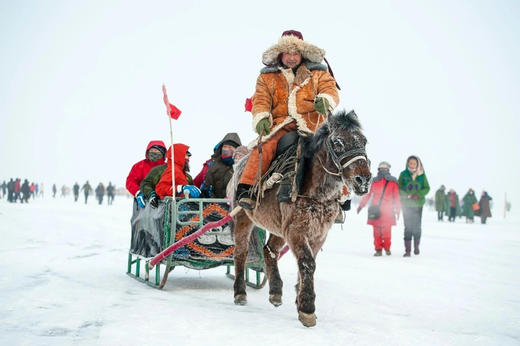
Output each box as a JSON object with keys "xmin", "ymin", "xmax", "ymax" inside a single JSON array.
[{"xmin": 1, "ymin": 197, "xmax": 519, "ymax": 346}]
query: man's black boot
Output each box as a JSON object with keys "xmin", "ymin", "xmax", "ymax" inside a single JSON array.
[{"xmin": 237, "ymin": 183, "xmax": 256, "ymax": 210}]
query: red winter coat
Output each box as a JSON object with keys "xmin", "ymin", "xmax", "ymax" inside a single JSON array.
[
  {"xmin": 125, "ymin": 140, "xmax": 166, "ymax": 196},
  {"xmin": 359, "ymin": 176, "xmax": 401, "ymax": 226},
  {"xmin": 155, "ymin": 143, "xmax": 190, "ymax": 199}
]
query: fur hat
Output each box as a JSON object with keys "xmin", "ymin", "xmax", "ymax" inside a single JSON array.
[{"xmin": 262, "ymin": 30, "xmax": 325, "ymax": 66}]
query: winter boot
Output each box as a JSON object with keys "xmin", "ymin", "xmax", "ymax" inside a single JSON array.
[
  {"xmin": 373, "ymin": 250, "xmax": 382, "ymax": 256},
  {"xmin": 237, "ymin": 183, "xmax": 256, "ymax": 210},
  {"xmin": 403, "ymin": 240, "xmax": 411, "ymax": 257},
  {"xmin": 414, "ymin": 238, "xmax": 420, "ymax": 255},
  {"xmin": 385, "ymin": 249, "xmax": 391, "ymax": 256},
  {"xmin": 277, "ymin": 183, "xmax": 292, "ymax": 203}
]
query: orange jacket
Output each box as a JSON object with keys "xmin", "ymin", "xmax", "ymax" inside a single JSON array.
[{"xmin": 251, "ymin": 62, "xmax": 339, "ymax": 143}]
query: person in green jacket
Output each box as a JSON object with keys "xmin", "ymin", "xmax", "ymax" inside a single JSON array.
[
  {"xmin": 434, "ymin": 185, "xmax": 447, "ymax": 221},
  {"xmin": 398, "ymin": 155, "xmax": 430, "ymax": 257},
  {"xmin": 462, "ymin": 188, "xmax": 478, "ymax": 223}
]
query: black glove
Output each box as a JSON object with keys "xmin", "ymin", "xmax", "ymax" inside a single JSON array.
[
  {"xmin": 340, "ymin": 200, "xmax": 351, "ymax": 211},
  {"xmin": 149, "ymin": 192, "xmax": 159, "ymax": 208}
]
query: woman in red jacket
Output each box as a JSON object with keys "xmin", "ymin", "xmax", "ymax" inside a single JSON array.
[{"xmin": 357, "ymin": 162, "xmax": 401, "ymax": 256}]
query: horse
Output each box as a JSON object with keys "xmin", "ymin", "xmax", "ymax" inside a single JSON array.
[{"xmin": 230, "ymin": 109, "xmax": 372, "ymax": 327}]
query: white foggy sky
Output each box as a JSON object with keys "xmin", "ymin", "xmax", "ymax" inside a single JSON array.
[{"xmin": 1, "ymin": 0, "xmax": 519, "ymax": 206}]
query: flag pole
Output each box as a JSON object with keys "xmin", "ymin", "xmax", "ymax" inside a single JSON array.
[{"xmin": 163, "ymin": 84, "xmax": 177, "ymax": 246}]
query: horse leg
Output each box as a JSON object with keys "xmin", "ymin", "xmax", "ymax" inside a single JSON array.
[
  {"xmin": 263, "ymin": 234, "xmax": 285, "ymax": 307},
  {"xmin": 288, "ymin": 232, "xmax": 317, "ymax": 327},
  {"xmin": 233, "ymin": 210, "xmax": 253, "ymax": 305}
]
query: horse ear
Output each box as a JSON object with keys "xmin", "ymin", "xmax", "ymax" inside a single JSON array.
[{"xmin": 326, "ymin": 111, "xmax": 338, "ymax": 131}]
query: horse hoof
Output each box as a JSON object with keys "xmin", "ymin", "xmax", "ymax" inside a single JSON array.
[
  {"xmin": 269, "ymin": 294, "xmax": 282, "ymax": 307},
  {"xmin": 298, "ymin": 311, "xmax": 317, "ymax": 327},
  {"xmin": 234, "ymin": 294, "xmax": 247, "ymax": 305}
]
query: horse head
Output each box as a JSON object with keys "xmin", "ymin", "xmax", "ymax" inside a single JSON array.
[{"xmin": 309, "ymin": 109, "xmax": 372, "ymax": 196}]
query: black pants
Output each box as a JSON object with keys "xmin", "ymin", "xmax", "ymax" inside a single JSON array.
[
  {"xmin": 481, "ymin": 216, "xmax": 487, "ymax": 224},
  {"xmin": 403, "ymin": 206, "xmax": 423, "ymax": 241},
  {"xmin": 448, "ymin": 207, "xmax": 456, "ymax": 222},
  {"xmin": 437, "ymin": 210, "xmax": 444, "ymax": 220}
]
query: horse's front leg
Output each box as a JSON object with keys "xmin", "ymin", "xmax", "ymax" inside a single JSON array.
[
  {"xmin": 288, "ymin": 230, "xmax": 317, "ymax": 327},
  {"xmin": 233, "ymin": 210, "xmax": 253, "ymax": 305},
  {"xmin": 263, "ymin": 234, "xmax": 285, "ymax": 307}
]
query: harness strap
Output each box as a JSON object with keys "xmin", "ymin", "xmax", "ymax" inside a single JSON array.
[{"xmin": 341, "ymin": 155, "xmax": 367, "ymax": 169}]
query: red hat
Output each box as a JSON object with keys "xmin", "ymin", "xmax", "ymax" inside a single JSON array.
[{"xmin": 281, "ymin": 30, "xmax": 303, "ymax": 40}]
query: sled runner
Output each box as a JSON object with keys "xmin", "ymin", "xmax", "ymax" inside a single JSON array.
[{"xmin": 127, "ymin": 196, "xmax": 266, "ymax": 289}]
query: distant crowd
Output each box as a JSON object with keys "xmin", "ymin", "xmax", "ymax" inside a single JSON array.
[
  {"xmin": 431, "ymin": 186, "xmax": 493, "ymax": 224},
  {"xmin": 0, "ymin": 179, "xmax": 120, "ymax": 205},
  {"xmin": 52, "ymin": 181, "xmax": 118, "ymax": 205},
  {"xmin": 0, "ymin": 179, "xmax": 41, "ymax": 203}
]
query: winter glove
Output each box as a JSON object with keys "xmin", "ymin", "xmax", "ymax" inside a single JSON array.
[
  {"xmin": 135, "ymin": 191, "xmax": 146, "ymax": 209},
  {"xmin": 177, "ymin": 185, "xmax": 201, "ymax": 198},
  {"xmin": 409, "ymin": 194, "xmax": 419, "ymax": 201},
  {"xmin": 340, "ymin": 199, "xmax": 351, "ymax": 211},
  {"xmin": 314, "ymin": 97, "xmax": 331, "ymax": 115},
  {"xmin": 255, "ymin": 118, "xmax": 271, "ymax": 135},
  {"xmin": 149, "ymin": 191, "xmax": 159, "ymax": 208}
]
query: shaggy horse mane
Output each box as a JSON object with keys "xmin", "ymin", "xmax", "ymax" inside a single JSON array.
[{"xmin": 303, "ymin": 109, "xmax": 361, "ymax": 160}]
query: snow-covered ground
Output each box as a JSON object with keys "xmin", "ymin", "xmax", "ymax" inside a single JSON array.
[{"xmin": 0, "ymin": 196, "xmax": 519, "ymax": 346}]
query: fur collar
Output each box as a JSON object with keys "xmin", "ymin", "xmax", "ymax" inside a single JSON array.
[
  {"xmin": 262, "ymin": 35, "xmax": 325, "ymax": 66},
  {"xmin": 260, "ymin": 61, "xmax": 327, "ymax": 74}
]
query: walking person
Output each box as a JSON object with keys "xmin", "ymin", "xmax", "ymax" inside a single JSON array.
[
  {"xmin": 95, "ymin": 183, "xmax": 105, "ymax": 205},
  {"xmin": 81, "ymin": 181, "xmax": 92, "ymax": 204},
  {"xmin": 73, "ymin": 182, "xmax": 80, "ymax": 202},
  {"xmin": 7, "ymin": 178, "xmax": 15, "ymax": 202},
  {"xmin": 21, "ymin": 179, "xmax": 31, "ymax": 203},
  {"xmin": 1, "ymin": 180, "xmax": 6, "ymax": 199},
  {"xmin": 14, "ymin": 178, "xmax": 21, "ymax": 203},
  {"xmin": 30, "ymin": 182, "xmax": 35, "ymax": 199},
  {"xmin": 447, "ymin": 189, "xmax": 461, "ymax": 222},
  {"xmin": 52, "ymin": 184, "xmax": 57, "ymax": 198},
  {"xmin": 478, "ymin": 191, "xmax": 492, "ymax": 224},
  {"xmin": 435, "ymin": 185, "xmax": 447, "ymax": 221},
  {"xmin": 357, "ymin": 162, "xmax": 401, "ymax": 256},
  {"xmin": 398, "ymin": 155, "xmax": 430, "ymax": 257},
  {"xmin": 462, "ymin": 188, "xmax": 478, "ymax": 223},
  {"xmin": 106, "ymin": 182, "xmax": 115, "ymax": 205}
]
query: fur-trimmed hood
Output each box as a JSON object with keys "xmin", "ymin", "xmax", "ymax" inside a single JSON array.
[{"xmin": 262, "ymin": 35, "xmax": 325, "ymax": 66}]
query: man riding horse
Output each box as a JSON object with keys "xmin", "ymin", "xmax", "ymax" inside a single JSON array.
[{"xmin": 237, "ymin": 30, "xmax": 340, "ymax": 210}]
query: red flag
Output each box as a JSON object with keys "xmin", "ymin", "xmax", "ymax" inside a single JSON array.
[
  {"xmin": 244, "ymin": 97, "xmax": 253, "ymax": 112},
  {"xmin": 162, "ymin": 84, "xmax": 182, "ymax": 120}
]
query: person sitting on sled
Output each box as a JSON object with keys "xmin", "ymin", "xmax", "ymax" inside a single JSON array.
[
  {"xmin": 126, "ymin": 140, "xmax": 167, "ymax": 209},
  {"xmin": 201, "ymin": 132, "xmax": 242, "ymax": 198},
  {"xmin": 236, "ymin": 30, "xmax": 340, "ymax": 210},
  {"xmin": 155, "ymin": 143, "xmax": 200, "ymax": 199}
]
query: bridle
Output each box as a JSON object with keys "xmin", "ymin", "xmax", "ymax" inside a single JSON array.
[{"xmin": 322, "ymin": 136, "xmax": 368, "ymax": 176}]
